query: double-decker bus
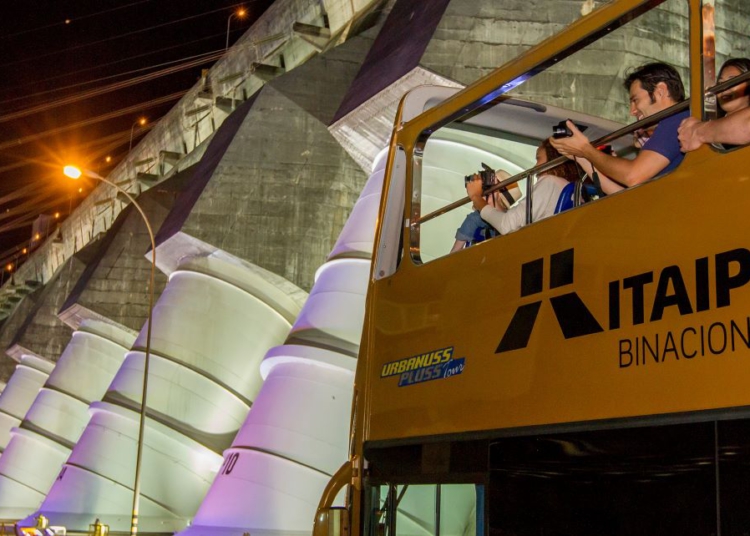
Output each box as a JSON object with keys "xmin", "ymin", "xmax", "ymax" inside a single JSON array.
[{"xmin": 316, "ymin": 1, "xmax": 750, "ymax": 535}]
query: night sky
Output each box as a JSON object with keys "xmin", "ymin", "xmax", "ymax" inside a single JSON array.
[{"xmin": 0, "ymin": 0, "xmax": 274, "ymax": 266}]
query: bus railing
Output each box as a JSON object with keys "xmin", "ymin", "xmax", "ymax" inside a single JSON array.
[
  {"xmin": 413, "ymin": 69, "xmax": 750, "ymax": 228},
  {"xmin": 412, "ymin": 100, "xmax": 687, "ymax": 227}
]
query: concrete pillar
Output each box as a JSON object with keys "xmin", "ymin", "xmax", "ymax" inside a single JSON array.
[
  {"xmin": 177, "ymin": 151, "xmax": 387, "ymax": 536},
  {"xmin": 22, "ymin": 254, "xmax": 304, "ymax": 533},
  {"xmin": 0, "ymin": 355, "xmax": 54, "ymax": 453},
  {"xmin": 0, "ymin": 255, "xmax": 86, "ymax": 387},
  {"xmin": 0, "ymin": 321, "xmax": 135, "ymax": 520}
]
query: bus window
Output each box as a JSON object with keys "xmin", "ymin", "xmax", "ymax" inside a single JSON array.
[
  {"xmin": 703, "ymin": 1, "xmax": 750, "ymax": 147},
  {"xmin": 374, "ymin": 147, "xmax": 407, "ymax": 280},
  {"xmin": 717, "ymin": 418, "xmax": 750, "ymax": 533},
  {"xmin": 411, "ymin": 0, "xmax": 694, "ymax": 265},
  {"xmin": 506, "ymin": 0, "xmax": 690, "ymax": 123},
  {"xmin": 412, "ymin": 98, "xmax": 626, "ymax": 265},
  {"xmin": 368, "ymin": 483, "xmax": 483, "ymax": 536},
  {"xmin": 709, "ymin": 0, "xmax": 750, "ymax": 104},
  {"xmin": 416, "ymin": 129, "xmax": 534, "ymax": 263},
  {"xmin": 483, "ymin": 418, "xmax": 750, "ymax": 536},
  {"xmin": 488, "ymin": 422, "xmax": 717, "ymax": 536}
]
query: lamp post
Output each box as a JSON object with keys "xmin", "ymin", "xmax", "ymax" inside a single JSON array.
[
  {"xmin": 226, "ymin": 8, "xmax": 247, "ymax": 50},
  {"xmin": 63, "ymin": 165, "xmax": 155, "ymax": 536},
  {"xmin": 129, "ymin": 117, "xmax": 147, "ymax": 151}
]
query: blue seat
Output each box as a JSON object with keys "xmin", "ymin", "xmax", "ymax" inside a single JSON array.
[
  {"xmin": 554, "ymin": 182, "xmax": 599, "ymax": 214},
  {"xmin": 554, "ymin": 182, "xmax": 576, "ymax": 214}
]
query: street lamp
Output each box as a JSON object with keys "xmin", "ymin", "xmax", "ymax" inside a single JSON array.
[
  {"xmin": 63, "ymin": 165, "xmax": 155, "ymax": 536},
  {"xmin": 226, "ymin": 7, "xmax": 247, "ymax": 50},
  {"xmin": 129, "ymin": 117, "xmax": 147, "ymax": 151}
]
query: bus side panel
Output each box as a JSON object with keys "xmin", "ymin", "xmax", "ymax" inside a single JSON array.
[{"xmin": 366, "ymin": 147, "xmax": 750, "ymax": 442}]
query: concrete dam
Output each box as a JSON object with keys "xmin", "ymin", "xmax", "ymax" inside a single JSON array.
[{"xmin": 0, "ymin": 0, "xmax": 745, "ymax": 533}]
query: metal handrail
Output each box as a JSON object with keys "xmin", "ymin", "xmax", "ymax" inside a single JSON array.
[
  {"xmin": 413, "ymin": 100, "xmax": 687, "ymax": 226},
  {"xmin": 413, "ymin": 69, "xmax": 750, "ymax": 227},
  {"xmin": 705, "ymin": 69, "xmax": 750, "ymax": 97}
]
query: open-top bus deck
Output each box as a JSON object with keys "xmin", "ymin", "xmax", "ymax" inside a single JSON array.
[{"xmin": 315, "ymin": 1, "xmax": 750, "ymax": 535}]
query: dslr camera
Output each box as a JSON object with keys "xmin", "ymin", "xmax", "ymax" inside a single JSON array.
[
  {"xmin": 552, "ymin": 119, "xmax": 588, "ymax": 139},
  {"xmin": 464, "ymin": 163, "xmax": 496, "ymax": 188}
]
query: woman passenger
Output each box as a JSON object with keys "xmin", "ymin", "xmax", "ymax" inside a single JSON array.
[
  {"xmin": 716, "ymin": 57, "xmax": 750, "ymax": 118},
  {"xmin": 450, "ymin": 169, "xmax": 517, "ymax": 253},
  {"xmin": 451, "ymin": 139, "xmax": 579, "ymax": 253}
]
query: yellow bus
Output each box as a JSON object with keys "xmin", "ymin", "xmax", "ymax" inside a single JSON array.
[{"xmin": 317, "ymin": 1, "xmax": 750, "ymax": 535}]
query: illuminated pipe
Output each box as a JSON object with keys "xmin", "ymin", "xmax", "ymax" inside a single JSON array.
[
  {"xmin": 0, "ymin": 355, "xmax": 55, "ymax": 453},
  {"xmin": 0, "ymin": 321, "xmax": 135, "ymax": 520},
  {"xmin": 178, "ymin": 152, "xmax": 388, "ymax": 536},
  {"xmin": 23, "ymin": 255, "xmax": 303, "ymax": 533}
]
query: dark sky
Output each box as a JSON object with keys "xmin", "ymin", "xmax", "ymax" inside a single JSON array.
[{"xmin": 0, "ymin": 0, "xmax": 274, "ymax": 263}]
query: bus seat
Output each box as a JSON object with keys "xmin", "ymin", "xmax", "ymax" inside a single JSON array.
[
  {"xmin": 554, "ymin": 182, "xmax": 576, "ymax": 214},
  {"xmin": 554, "ymin": 182, "xmax": 599, "ymax": 214}
]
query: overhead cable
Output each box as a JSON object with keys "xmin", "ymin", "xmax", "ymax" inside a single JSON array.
[
  {"xmin": 0, "ymin": 49, "xmax": 221, "ymax": 107},
  {"xmin": 0, "ymin": 4, "xmax": 254, "ymax": 70},
  {"xmin": 1, "ymin": 0, "xmax": 156, "ymax": 40},
  {"xmin": 0, "ymin": 54, "xmax": 222, "ymax": 123},
  {"xmin": 0, "ymin": 92, "xmax": 185, "ymax": 152}
]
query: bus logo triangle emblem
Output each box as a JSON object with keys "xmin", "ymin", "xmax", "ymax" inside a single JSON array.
[{"xmin": 496, "ymin": 248, "xmax": 603, "ymax": 353}]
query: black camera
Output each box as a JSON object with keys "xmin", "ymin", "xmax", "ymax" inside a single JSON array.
[
  {"xmin": 464, "ymin": 163, "xmax": 496, "ymax": 188},
  {"xmin": 552, "ymin": 119, "xmax": 588, "ymax": 139}
]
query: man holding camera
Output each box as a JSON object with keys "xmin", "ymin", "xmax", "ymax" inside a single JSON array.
[{"xmin": 551, "ymin": 63, "xmax": 688, "ymax": 191}]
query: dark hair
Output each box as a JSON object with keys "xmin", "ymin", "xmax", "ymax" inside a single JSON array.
[
  {"xmin": 540, "ymin": 139, "xmax": 579, "ymax": 182},
  {"xmin": 717, "ymin": 57, "xmax": 750, "ymax": 117},
  {"xmin": 624, "ymin": 62, "xmax": 685, "ymax": 103},
  {"xmin": 719, "ymin": 57, "xmax": 750, "ymax": 83}
]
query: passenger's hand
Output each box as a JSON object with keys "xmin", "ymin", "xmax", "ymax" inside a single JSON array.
[
  {"xmin": 549, "ymin": 121, "xmax": 591, "ymax": 159},
  {"xmin": 633, "ymin": 128, "xmax": 650, "ymax": 148},
  {"xmin": 677, "ymin": 117, "xmax": 703, "ymax": 152}
]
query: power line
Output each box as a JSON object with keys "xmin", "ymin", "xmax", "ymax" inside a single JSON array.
[
  {"xmin": 0, "ymin": 161, "xmax": 29, "ymax": 175},
  {"xmin": 0, "ymin": 190, "xmax": 63, "ymax": 224},
  {"xmin": 0, "ymin": 52, "xmax": 224, "ymax": 123},
  {"xmin": 0, "ymin": 127, "xmax": 152, "ymax": 176},
  {"xmin": 0, "ymin": 4, "xmax": 253, "ymax": 70},
  {"xmin": 0, "ymin": 91, "xmax": 185, "ymax": 153},
  {"xmin": 1, "ymin": 0, "xmax": 156, "ymax": 40},
  {"xmin": 0, "ymin": 182, "xmax": 50, "ymax": 207},
  {"xmin": 0, "ymin": 0, "xmax": 267, "ymax": 247},
  {"xmin": 90, "ymin": 130, "xmax": 151, "ymax": 162},
  {"xmin": 0, "ymin": 1, "xmax": 258, "ymax": 98},
  {"xmin": 0, "ymin": 240, "xmax": 35, "ymax": 268},
  {"xmin": 0, "ymin": 48, "xmax": 221, "ymax": 107},
  {"xmin": 0, "ymin": 204, "xmax": 62, "ymax": 237}
]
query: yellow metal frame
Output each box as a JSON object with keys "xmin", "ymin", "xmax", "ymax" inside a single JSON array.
[
  {"xmin": 362, "ymin": 0, "xmax": 710, "ymax": 446},
  {"xmin": 315, "ymin": 0, "xmax": 737, "ymax": 533}
]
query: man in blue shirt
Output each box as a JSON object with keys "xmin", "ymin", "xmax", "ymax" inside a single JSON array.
[{"xmin": 551, "ymin": 63, "xmax": 688, "ymax": 191}]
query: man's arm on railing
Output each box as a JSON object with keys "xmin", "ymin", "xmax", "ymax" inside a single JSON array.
[{"xmin": 678, "ymin": 108, "xmax": 750, "ymax": 151}]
